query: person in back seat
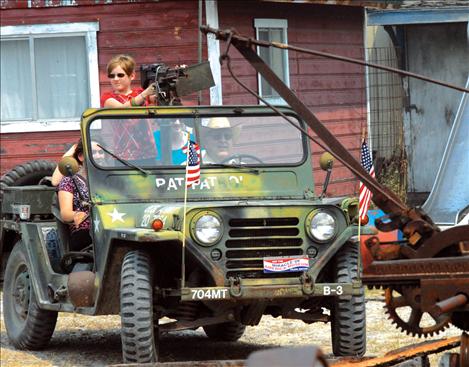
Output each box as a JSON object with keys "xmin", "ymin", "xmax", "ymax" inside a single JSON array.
[{"xmin": 57, "ymin": 139, "xmax": 92, "ymax": 252}]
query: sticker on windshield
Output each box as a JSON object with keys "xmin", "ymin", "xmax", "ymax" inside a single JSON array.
[{"xmin": 263, "ymin": 256, "xmax": 310, "ymax": 273}]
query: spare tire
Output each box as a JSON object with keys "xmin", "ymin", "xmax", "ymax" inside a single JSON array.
[
  {"xmin": 1, "ymin": 160, "xmax": 57, "ymax": 281},
  {"xmin": 1, "ymin": 160, "xmax": 56, "ymax": 187}
]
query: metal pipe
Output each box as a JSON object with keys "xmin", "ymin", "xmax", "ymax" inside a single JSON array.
[
  {"xmin": 435, "ymin": 294, "xmax": 468, "ymax": 314},
  {"xmin": 200, "ymin": 26, "xmax": 469, "ymax": 94}
]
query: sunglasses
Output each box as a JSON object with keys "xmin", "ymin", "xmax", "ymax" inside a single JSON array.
[
  {"xmin": 107, "ymin": 73, "xmax": 127, "ymax": 79},
  {"xmin": 93, "ymin": 150, "xmax": 105, "ymax": 157},
  {"xmin": 207, "ymin": 131, "xmax": 233, "ymax": 140}
]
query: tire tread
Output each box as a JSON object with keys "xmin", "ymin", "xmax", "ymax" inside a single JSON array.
[
  {"xmin": 3, "ymin": 241, "xmax": 58, "ymax": 350},
  {"xmin": 331, "ymin": 242, "xmax": 366, "ymax": 357},
  {"xmin": 120, "ymin": 250, "xmax": 158, "ymax": 363}
]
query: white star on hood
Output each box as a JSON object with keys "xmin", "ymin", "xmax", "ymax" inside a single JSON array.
[{"xmin": 107, "ymin": 208, "xmax": 126, "ymax": 223}]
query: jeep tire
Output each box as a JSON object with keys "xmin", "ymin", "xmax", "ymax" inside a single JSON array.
[
  {"xmin": 3, "ymin": 240, "xmax": 58, "ymax": 349},
  {"xmin": 0, "ymin": 159, "xmax": 56, "ymax": 188},
  {"xmin": 203, "ymin": 321, "xmax": 246, "ymax": 341},
  {"xmin": 120, "ymin": 250, "xmax": 158, "ymax": 363},
  {"xmin": 0, "ymin": 159, "xmax": 56, "ymax": 212},
  {"xmin": 331, "ymin": 241, "xmax": 366, "ymax": 357}
]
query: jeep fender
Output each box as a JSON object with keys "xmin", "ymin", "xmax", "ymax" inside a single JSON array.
[{"xmin": 306, "ymin": 225, "xmax": 374, "ymax": 282}]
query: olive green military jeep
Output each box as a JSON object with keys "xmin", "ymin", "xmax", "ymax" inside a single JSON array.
[{"xmin": 1, "ymin": 105, "xmax": 371, "ymax": 363}]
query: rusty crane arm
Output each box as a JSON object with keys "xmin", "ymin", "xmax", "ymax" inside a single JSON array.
[{"xmin": 200, "ymin": 25, "xmax": 469, "ymax": 253}]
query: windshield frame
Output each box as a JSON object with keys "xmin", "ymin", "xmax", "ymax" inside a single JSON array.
[{"xmin": 85, "ymin": 106, "xmax": 309, "ymax": 172}]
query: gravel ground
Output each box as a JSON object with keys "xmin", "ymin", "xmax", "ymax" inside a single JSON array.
[{"xmin": 0, "ymin": 291, "xmax": 462, "ymax": 366}]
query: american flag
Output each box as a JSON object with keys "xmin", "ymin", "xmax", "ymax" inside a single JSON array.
[
  {"xmin": 183, "ymin": 138, "xmax": 201, "ymax": 188},
  {"xmin": 359, "ymin": 139, "xmax": 375, "ymax": 221}
]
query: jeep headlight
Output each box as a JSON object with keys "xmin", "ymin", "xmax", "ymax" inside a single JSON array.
[
  {"xmin": 193, "ymin": 213, "xmax": 222, "ymax": 246},
  {"xmin": 307, "ymin": 211, "xmax": 337, "ymax": 242}
]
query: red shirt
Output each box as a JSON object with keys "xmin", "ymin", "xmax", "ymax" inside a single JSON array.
[
  {"xmin": 100, "ymin": 88, "xmax": 156, "ymax": 161},
  {"xmin": 100, "ymin": 88, "xmax": 149, "ymax": 107}
]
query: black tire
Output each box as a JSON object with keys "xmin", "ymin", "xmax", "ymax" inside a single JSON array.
[
  {"xmin": 120, "ymin": 250, "xmax": 158, "ymax": 363},
  {"xmin": 331, "ymin": 241, "xmax": 366, "ymax": 357},
  {"xmin": 3, "ymin": 240, "xmax": 58, "ymax": 350},
  {"xmin": 0, "ymin": 160, "xmax": 56, "ymax": 202},
  {"xmin": 203, "ymin": 321, "xmax": 246, "ymax": 342},
  {"xmin": 0, "ymin": 160, "xmax": 56, "ymax": 187}
]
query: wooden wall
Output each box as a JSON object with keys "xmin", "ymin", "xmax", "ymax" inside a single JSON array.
[
  {"xmin": 1, "ymin": 1, "xmax": 366, "ymax": 197},
  {"xmin": 0, "ymin": 0, "xmax": 205, "ymax": 174},
  {"xmin": 218, "ymin": 2, "xmax": 366, "ymax": 196}
]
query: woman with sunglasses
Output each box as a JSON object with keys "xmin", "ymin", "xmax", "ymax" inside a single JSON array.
[{"xmin": 101, "ymin": 54, "xmax": 156, "ymax": 108}]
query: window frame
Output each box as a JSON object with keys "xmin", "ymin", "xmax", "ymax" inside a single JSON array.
[
  {"xmin": 254, "ymin": 18, "xmax": 290, "ymax": 106},
  {"xmin": 0, "ymin": 22, "xmax": 99, "ymax": 133}
]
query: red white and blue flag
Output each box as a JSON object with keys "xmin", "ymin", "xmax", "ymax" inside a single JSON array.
[
  {"xmin": 359, "ymin": 139, "xmax": 375, "ymax": 221},
  {"xmin": 183, "ymin": 138, "xmax": 201, "ymax": 188}
]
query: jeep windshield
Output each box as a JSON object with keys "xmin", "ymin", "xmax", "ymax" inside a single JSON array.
[{"xmin": 88, "ymin": 113, "xmax": 306, "ymax": 169}]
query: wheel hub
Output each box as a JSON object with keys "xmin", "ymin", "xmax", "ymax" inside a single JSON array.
[{"xmin": 13, "ymin": 268, "xmax": 31, "ymax": 320}]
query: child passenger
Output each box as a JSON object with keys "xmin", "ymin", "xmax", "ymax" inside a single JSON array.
[{"xmin": 101, "ymin": 54, "xmax": 156, "ymax": 107}]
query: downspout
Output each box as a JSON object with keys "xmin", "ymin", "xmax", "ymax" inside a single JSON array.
[
  {"xmin": 198, "ymin": 0, "xmax": 203, "ymax": 105},
  {"xmin": 205, "ymin": 0, "xmax": 223, "ymax": 105},
  {"xmin": 363, "ymin": 8, "xmax": 372, "ymax": 152}
]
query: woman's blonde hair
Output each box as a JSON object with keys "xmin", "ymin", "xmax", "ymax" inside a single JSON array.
[{"xmin": 106, "ymin": 54, "xmax": 136, "ymax": 76}]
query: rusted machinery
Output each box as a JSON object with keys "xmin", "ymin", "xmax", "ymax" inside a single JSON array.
[{"xmin": 200, "ymin": 26, "xmax": 469, "ymax": 341}]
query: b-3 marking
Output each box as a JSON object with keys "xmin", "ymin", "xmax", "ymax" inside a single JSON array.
[{"xmin": 322, "ymin": 285, "xmax": 344, "ymax": 296}]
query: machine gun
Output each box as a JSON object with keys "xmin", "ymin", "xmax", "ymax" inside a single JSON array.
[
  {"xmin": 201, "ymin": 25, "xmax": 469, "ymax": 338},
  {"xmin": 140, "ymin": 61, "xmax": 215, "ymax": 106}
]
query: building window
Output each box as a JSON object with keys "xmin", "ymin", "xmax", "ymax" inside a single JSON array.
[
  {"xmin": 0, "ymin": 22, "xmax": 99, "ymax": 132},
  {"xmin": 254, "ymin": 19, "xmax": 290, "ymax": 105}
]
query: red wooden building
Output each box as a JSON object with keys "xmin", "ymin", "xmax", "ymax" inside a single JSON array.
[{"xmin": 0, "ymin": 0, "xmax": 375, "ymax": 196}]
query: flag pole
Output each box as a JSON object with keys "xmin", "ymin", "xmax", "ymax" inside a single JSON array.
[
  {"xmin": 357, "ymin": 128, "xmax": 365, "ymax": 279},
  {"xmin": 357, "ymin": 192, "xmax": 362, "ymax": 276},
  {"xmin": 181, "ymin": 132, "xmax": 191, "ymax": 289}
]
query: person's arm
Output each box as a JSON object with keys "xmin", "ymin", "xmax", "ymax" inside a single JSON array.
[
  {"xmin": 103, "ymin": 84, "xmax": 156, "ymax": 108},
  {"xmin": 58, "ymin": 190, "xmax": 87, "ymax": 227},
  {"xmin": 51, "ymin": 144, "xmax": 77, "ymax": 186}
]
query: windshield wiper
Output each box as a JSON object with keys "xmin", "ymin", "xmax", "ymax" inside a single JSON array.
[
  {"xmin": 97, "ymin": 144, "xmax": 150, "ymax": 176},
  {"xmin": 203, "ymin": 163, "xmax": 260, "ymax": 174}
]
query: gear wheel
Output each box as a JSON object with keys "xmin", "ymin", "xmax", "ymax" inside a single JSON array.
[{"xmin": 384, "ymin": 286, "xmax": 451, "ymax": 337}]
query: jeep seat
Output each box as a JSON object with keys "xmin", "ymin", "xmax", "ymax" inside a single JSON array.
[
  {"xmin": 51, "ymin": 193, "xmax": 71, "ymax": 255},
  {"xmin": 51, "ymin": 194, "xmax": 93, "ymax": 273}
]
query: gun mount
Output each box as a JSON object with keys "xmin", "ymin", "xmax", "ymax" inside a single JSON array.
[
  {"xmin": 200, "ymin": 25, "xmax": 469, "ymax": 337},
  {"xmin": 140, "ymin": 61, "xmax": 215, "ymax": 106}
]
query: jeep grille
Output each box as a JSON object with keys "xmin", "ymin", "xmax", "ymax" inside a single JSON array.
[{"xmin": 225, "ymin": 217, "xmax": 304, "ymax": 279}]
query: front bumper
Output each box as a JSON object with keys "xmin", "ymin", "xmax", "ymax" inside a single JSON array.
[{"xmin": 173, "ymin": 280, "xmax": 362, "ymax": 301}]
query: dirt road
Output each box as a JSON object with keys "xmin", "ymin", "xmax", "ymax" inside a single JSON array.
[{"xmin": 0, "ymin": 291, "xmax": 462, "ymax": 366}]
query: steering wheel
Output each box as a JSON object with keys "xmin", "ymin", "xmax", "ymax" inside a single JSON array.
[{"xmin": 220, "ymin": 154, "xmax": 264, "ymax": 164}]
